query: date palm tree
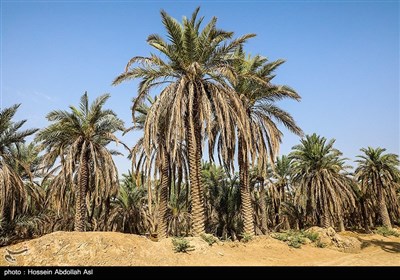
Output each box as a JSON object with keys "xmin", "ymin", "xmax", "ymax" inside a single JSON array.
[
  {"xmin": 0, "ymin": 104, "xmax": 38, "ymax": 232},
  {"xmin": 270, "ymin": 155, "xmax": 293, "ymax": 229},
  {"xmin": 127, "ymin": 96, "xmax": 173, "ymax": 239},
  {"xmin": 113, "ymin": 7, "xmax": 254, "ymax": 235},
  {"xmin": 8, "ymin": 142, "xmax": 45, "ymax": 225},
  {"xmin": 290, "ymin": 134, "xmax": 356, "ymax": 230},
  {"xmin": 9, "ymin": 142, "xmax": 42, "ymax": 181},
  {"xmin": 202, "ymin": 162, "xmax": 241, "ymax": 240},
  {"xmin": 352, "ymin": 183, "xmax": 374, "ymax": 233},
  {"xmin": 108, "ymin": 173, "xmax": 153, "ymax": 234},
  {"xmin": 36, "ymin": 92, "xmax": 124, "ymax": 231},
  {"xmin": 231, "ymin": 48, "xmax": 302, "ymax": 235},
  {"xmin": 354, "ymin": 147, "xmax": 400, "ymax": 229}
]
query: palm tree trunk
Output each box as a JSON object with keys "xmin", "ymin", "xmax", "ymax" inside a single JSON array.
[
  {"xmin": 238, "ymin": 135, "xmax": 254, "ymax": 235},
  {"xmin": 0, "ymin": 204, "xmax": 11, "ymax": 234},
  {"xmin": 322, "ymin": 214, "xmax": 330, "ymax": 229},
  {"xmin": 280, "ymin": 187, "xmax": 290, "ymax": 230},
  {"xmin": 0, "ymin": 183, "xmax": 15, "ymax": 234},
  {"xmin": 338, "ymin": 218, "xmax": 345, "ymax": 232},
  {"xmin": 320, "ymin": 189, "xmax": 331, "ymax": 229},
  {"xmin": 360, "ymin": 198, "xmax": 371, "ymax": 233},
  {"xmin": 104, "ymin": 197, "xmax": 110, "ymax": 231},
  {"xmin": 368, "ymin": 215, "xmax": 374, "ymax": 228},
  {"xmin": 157, "ymin": 151, "xmax": 170, "ymax": 239},
  {"xmin": 74, "ymin": 154, "xmax": 88, "ymax": 232},
  {"xmin": 0, "ymin": 184, "xmax": 6, "ymax": 229},
  {"xmin": 321, "ymin": 202, "xmax": 331, "ymax": 229},
  {"xmin": 283, "ymin": 217, "xmax": 291, "ymax": 230},
  {"xmin": 88, "ymin": 198, "xmax": 95, "ymax": 227},
  {"xmin": 377, "ymin": 181, "xmax": 392, "ymax": 228},
  {"xmin": 335, "ymin": 206, "xmax": 345, "ymax": 232},
  {"xmin": 147, "ymin": 180, "xmax": 152, "ymax": 215},
  {"xmin": 186, "ymin": 96, "xmax": 205, "ymax": 236},
  {"xmin": 176, "ymin": 167, "xmax": 182, "ymax": 198},
  {"xmin": 0, "ymin": 187, "xmax": 6, "ymax": 227},
  {"xmin": 259, "ymin": 178, "xmax": 268, "ymax": 234}
]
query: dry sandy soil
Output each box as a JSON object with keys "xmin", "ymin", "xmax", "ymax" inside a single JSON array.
[{"xmin": 0, "ymin": 230, "xmax": 399, "ymax": 266}]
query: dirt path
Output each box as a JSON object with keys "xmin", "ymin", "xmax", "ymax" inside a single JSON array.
[{"xmin": 0, "ymin": 231, "xmax": 399, "ymax": 266}]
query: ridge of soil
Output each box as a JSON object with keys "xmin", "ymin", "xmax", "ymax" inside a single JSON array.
[{"xmin": 1, "ymin": 230, "xmax": 399, "ymax": 266}]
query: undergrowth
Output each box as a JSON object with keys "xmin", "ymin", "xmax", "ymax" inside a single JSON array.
[
  {"xmin": 172, "ymin": 237, "xmax": 195, "ymax": 253},
  {"xmin": 271, "ymin": 230, "xmax": 326, "ymax": 249}
]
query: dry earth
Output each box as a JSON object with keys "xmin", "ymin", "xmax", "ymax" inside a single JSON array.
[{"xmin": 0, "ymin": 230, "xmax": 399, "ymax": 266}]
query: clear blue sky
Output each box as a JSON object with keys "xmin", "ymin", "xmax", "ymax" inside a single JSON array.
[{"xmin": 1, "ymin": 0, "xmax": 399, "ymax": 174}]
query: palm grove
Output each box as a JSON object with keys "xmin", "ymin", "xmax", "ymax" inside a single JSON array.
[{"xmin": 1, "ymin": 8, "xmax": 399, "ymax": 245}]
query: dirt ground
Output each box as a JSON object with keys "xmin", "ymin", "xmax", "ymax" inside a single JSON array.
[{"xmin": 0, "ymin": 230, "xmax": 399, "ymax": 266}]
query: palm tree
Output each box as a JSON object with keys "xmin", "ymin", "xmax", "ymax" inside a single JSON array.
[
  {"xmin": 0, "ymin": 105, "xmax": 38, "ymax": 233},
  {"xmin": 352, "ymin": 183, "xmax": 374, "ymax": 233},
  {"xmin": 231, "ymin": 48, "xmax": 303, "ymax": 235},
  {"xmin": 354, "ymin": 147, "xmax": 400, "ymax": 229},
  {"xmin": 108, "ymin": 173, "xmax": 153, "ymax": 234},
  {"xmin": 202, "ymin": 162, "xmax": 241, "ymax": 240},
  {"xmin": 36, "ymin": 92, "xmax": 124, "ymax": 231},
  {"xmin": 127, "ymin": 96, "xmax": 173, "ymax": 239},
  {"xmin": 167, "ymin": 185, "xmax": 191, "ymax": 237},
  {"xmin": 270, "ymin": 155, "xmax": 293, "ymax": 229},
  {"xmin": 8, "ymin": 142, "xmax": 44, "ymax": 206},
  {"xmin": 248, "ymin": 166, "xmax": 269, "ymax": 234},
  {"xmin": 113, "ymin": 7, "xmax": 254, "ymax": 235},
  {"xmin": 290, "ymin": 133, "xmax": 356, "ymax": 230},
  {"xmin": 9, "ymin": 142, "xmax": 42, "ymax": 181}
]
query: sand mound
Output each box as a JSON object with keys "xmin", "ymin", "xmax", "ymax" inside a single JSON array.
[{"xmin": 0, "ymin": 230, "xmax": 399, "ymax": 266}]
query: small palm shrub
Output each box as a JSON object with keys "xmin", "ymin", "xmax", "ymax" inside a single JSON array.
[
  {"xmin": 172, "ymin": 237, "xmax": 195, "ymax": 253},
  {"xmin": 272, "ymin": 230, "xmax": 323, "ymax": 249},
  {"xmin": 200, "ymin": 233, "xmax": 218, "ymax": 246},
  {"xmin": 239, "ymin": 232, "xmax": 253, "ymax": 243}
]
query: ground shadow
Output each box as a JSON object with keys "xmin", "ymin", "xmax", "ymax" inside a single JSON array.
[{"xmin": 358, "ymin": 237, "xmax": 400, "ymax": 253}]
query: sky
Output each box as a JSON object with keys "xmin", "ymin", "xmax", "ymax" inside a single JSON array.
[{"xmin": 1, "ymin": 0, "xmax": 399, "ymax": 175}]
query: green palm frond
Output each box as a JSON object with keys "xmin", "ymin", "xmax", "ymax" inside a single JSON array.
[
  {"xmin": 355, "ymin": 147, "xmax": 400, "ymax": 225},
  {"xmin": 36, "ymin": 92, "xmax": 125, "ymax": 231},
  {"xmin": 0, "ymin": 105, "xmax": 38, "ymax": 232},
  {"xmin": 289, "ymin": 133, "xmax": 356, "ymax": 229}
]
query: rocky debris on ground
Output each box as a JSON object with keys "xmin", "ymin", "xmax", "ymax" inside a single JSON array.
[{"xmin": 306, "ymin": 226, "xmax": 361, "ymax": 253}]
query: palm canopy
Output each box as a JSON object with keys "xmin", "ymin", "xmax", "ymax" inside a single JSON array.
[
  {"xmin": 9, "ymin": 142, "xmax": 42, "ymax": 181},
  {"xmin": 0, "ymin": 104, "xmax": 38, "ymax": 227},
  {"xmin": 113, "ymin": 7, "xmax": 254, "ymax": 165},
  {"xmin": 290, "ymin": 133, "xmax": 356, "ymax": 229},
  {"xmin": 36, "ymin": 92, "xmax": 124, "ymax": 231},
  {"xmin": 0, "ymin": 105, "xmax": 37, "ymax": 155},
  {"xmin": 270, "ymin": 155, "xmax": 294, "ymax": 203},
  {"xmin": 273, "ymin": 155, "xmax": 293, "ymax": 187},
  {"xmin": 37, "ymin": 92, "xmax": 124, "ymax": 161},
  {"xmin": 231, "ymin": 47, "xmax": 303, "ymax": 170},
  {"xmin": 267, "ymin": 155, "xmax": 294, "ymax": 229},
  {"xmin": 355, "ymin": 147, "xmax": 400, "ymax": 188},
  {"xmin": 128, "ymin": 96, "xmax": 187, "ymax": 179},
  {"xmin": 354, "ymin": 147, "xmax": 400, "ymax": 227}
]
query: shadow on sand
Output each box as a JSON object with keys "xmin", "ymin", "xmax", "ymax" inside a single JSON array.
[{"xmin": 358, "ymin": 237, "xmax": 400, "ymax": 253}]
